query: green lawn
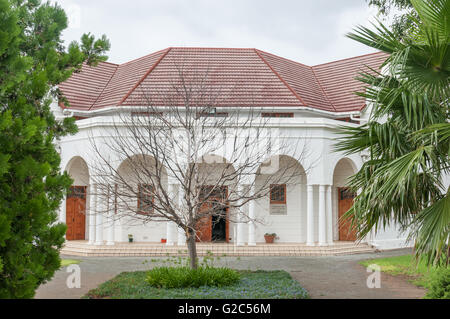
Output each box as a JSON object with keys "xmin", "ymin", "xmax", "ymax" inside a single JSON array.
[
  {"xmin": 60, "ymin": 259, "xmax": 80, "ymax": 268},
  {"xmin": 83, "ymin": 270, "xmax": 309, "ymax": 299},
  {"xmin": 359, "ymin": 254, "xmax": 437, "ymax": 289}
]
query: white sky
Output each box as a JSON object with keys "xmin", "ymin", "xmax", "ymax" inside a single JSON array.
[{"xmin": 54, "ymin": 0, "xmax": 382, "ymax": 66}]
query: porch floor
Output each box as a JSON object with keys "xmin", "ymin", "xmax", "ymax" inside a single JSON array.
[{"xmin": 61, "ymin": 240, "xmax": 376, "ymax": 257}]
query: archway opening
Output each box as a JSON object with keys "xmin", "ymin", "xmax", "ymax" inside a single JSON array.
[
  {"xmin": 65, "ymin": 156, "xmax": 90, "ymax": 240},
  {"xmin": 255, "ymin": 155, "xmax": 307, "ymax": 243},
  {"xmin": 332, "ymin": 158, "xmax": 358, "ymax": 242},
  {"xmin": 192, "ymin": 154, "xmax": 236, "ymax": 243}
]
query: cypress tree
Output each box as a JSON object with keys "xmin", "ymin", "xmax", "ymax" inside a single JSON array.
[{"xmin": 0, "ymin": 0, "xmax": 110, "ymax": 298}]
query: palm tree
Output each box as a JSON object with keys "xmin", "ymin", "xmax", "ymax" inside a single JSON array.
[{"xmin": 335, "ymin": 0, "xmax": 449, "ymax": 266}]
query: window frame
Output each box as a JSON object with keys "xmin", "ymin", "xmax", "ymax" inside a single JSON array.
[{"xmin": 269, "ymin": 184, "xmax": 287, "ymax": 205}]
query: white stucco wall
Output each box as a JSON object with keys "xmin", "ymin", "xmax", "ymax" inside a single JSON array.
[{"xmin": 56, "ymin": 105, "xmax": 418, "ymax": 249}]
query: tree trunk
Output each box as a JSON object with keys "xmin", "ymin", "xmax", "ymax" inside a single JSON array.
[{"xmin": 186, "ymin": 228, "xmax": 198, "ymax": 269}]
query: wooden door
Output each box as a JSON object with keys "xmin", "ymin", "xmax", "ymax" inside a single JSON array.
[
  {"xmin": 195, "ymin": 186, "xmax": 229, "ymax": 243},
  {"xmin": 66, "ymin": 186, "xmax": 87, "ymax": 240},
  {"xmin": 196, "ymin": 200, "xmax": 213, "ymax": 242},
  {"xmin": 338, "ymin": 188, "xmax": 357, "ymax": 241}
]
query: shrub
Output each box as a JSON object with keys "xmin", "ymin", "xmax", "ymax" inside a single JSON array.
[
  {"xmin": 146, "ymin": 266, "xmax": 240, "ymax": 289},
  {"xmin": 424, "ymin": 268, "xmax": 450, "ymax": 299}
]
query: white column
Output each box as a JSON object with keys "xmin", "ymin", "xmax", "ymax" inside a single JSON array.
[
  {"xmin": 318, "ymin": 185, "xmax": 327, "ymax": 246},
  {"xmin": 166, "ymin": 222, "xmax": 176, "ymax": 246},
  {"xmin": 95, "ymin": 185, "xmax": 104, "ymax": 245},
  {"xmin": 248, "ymin": 185, "xmax": 256, "ymax": 246},
  {"xmin": 106, "ymin": 185, "xmax": 115, "ymax": 246},
  {"xmin": 88, "ymin": 184, "xmax": 96, "ymax": 245},
  {"xmin": 306, "ymin": 185, "xmax": 314, "ymax": 246},
  {"xmin": 177, "ymin": 226, "xmax": 186, "ymax": 246},
  {"xmin": 60, "ymin": 198, "xmax": 66, "ymax": 224},
  {"xmin": 166, "ymin": 184, "xmax": 178, "ymax": 246},
  {"xmin": 332, "ymin": 186, "xmax": 338, "ymax": 241},
  {"xmin": 236, "ymin": 184, "xmax": 245, "ymax": 246},
  {"xmin": 177, "ymin": 185, "xmax": 186, "ymax": 246},
  {"xmin": 326, "ymin": 185, "xmax": 333, "ymax": 245}
]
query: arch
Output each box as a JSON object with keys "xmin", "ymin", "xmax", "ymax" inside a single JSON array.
[
  {"xmin": 191, "ymin": 154, "xmax": 237, "ymax": 243},
  {"xmin": 116, "ymin": 154, "xmax": 168, "ymax": 186},
  {"xmin": 64, "ymin": 156, "xmax": 90, "ymax": 241},
  {"xmin": 256, "ymin": 154, "xmax": 307, "ymax": 185},
  {"xmin": 113, "ymin": 154, "xmax": 169, "ymax": 242},
  {"xmin": 65, "ymin": 156, "xmax": 90, "ymax": 186},
  {"xmin": 332, "ymin": 157, "xmax": 358, "ymax": 188},
  {"xmin": 332, "ymin": 157, "xmax": 358, "ymax": 242},
  {"xmin": 254, "ymin": 154, "xmax": 308, "ymax": 243},
  {"xmin": 115, "ymin": 154, "xmax": 169, "ymax": 216}
]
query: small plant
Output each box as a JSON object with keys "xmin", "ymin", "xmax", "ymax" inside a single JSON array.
[
  {"xmin": 128, "ymin": 234, "xmax": 133, "ymax": 243},
  {"xmin": 264, "ymin": 233, "xmax": 277, "ymax": 243},
  {"xmin": 424, "ymin": 268, "xmax": 450, "ymax": 299}
]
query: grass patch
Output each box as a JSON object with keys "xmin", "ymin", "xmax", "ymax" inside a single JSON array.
[
  {"xmin": 359, "ymin": 254, "xmax": 437, "ymax": 289},
  {"xmin": 60, "ymin": 259, "xmax": 80, "ymax": 268},
  {"xmin": 84, "ymin": 270, "xmax": 309, "ymax": 299},
  {"xmin": 147, "ymin": 266, "xmax": 240, "ymax": 288}
]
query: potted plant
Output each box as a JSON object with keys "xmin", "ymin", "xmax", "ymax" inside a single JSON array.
[
  {"xmin": 128, "ymin": 234, "xmax": 133, "ymax": 243},
  {"xmin": 264, "ymin": 233, "xmax": 277, "ymax": 244},
  {"xmin": 161, "ymin": 238, "xmax": 167, "ymax": 243}
]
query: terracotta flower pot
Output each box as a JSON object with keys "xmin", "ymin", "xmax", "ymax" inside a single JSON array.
[{"xmin": 264, "ymin": 235, "xmax": 275, "ymax": 244}]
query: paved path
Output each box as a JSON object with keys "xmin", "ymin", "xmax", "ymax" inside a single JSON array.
[{"xmin": 35, "ymin": 248, "xmax": 426, "ymax": 299}]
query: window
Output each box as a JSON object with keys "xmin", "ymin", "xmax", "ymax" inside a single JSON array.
[
  {"xmin": 270, "ymin": 184, "xmax": 286, "ymax": 204},
  {"xmin": 68, "ymin": 186, "xmax": 86, "ymax": 199},
  {"xmin": 262, "ymin": 112, "xmax": 294, "ymax": 118},
  {"xmin": 137, "ymin": 184, "xmax": 154, "ymax": 214}
]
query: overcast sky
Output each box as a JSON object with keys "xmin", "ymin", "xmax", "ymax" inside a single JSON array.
[{"xmin": 54, "ymin": 0, "xmax": 382, "ymax": 66}]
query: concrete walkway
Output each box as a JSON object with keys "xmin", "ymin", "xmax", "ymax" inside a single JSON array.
[{"xmin": 35, "ymin": 248, "xmax": 426, "ymax": 299}]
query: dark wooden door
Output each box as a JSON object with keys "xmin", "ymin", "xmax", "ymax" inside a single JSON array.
[
  {"xmin": 338, "ymin": 187, "xmax": 357, "ymax": 241},
  {"xmin": 66, "ymin": 186, "xmax": 87, "ymax": 240}
]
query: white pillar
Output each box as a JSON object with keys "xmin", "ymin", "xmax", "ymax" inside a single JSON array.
[
  {"xmin": 332, "ymin": 186, "xmax": 338, "ymax": 241},
  {"xmin": 318, "ymin": 185, "xmax": 327, "ymax": 246},
  {"xmin": 88, "ymin": 184, "xmax": 96, "ymax": 245},
  {"xmin": 248, "ymin": 185, "xmax": 256, "ymax": 246},
  {"xmin": 95, "ymin": 185, "xmax": 104, "ymax": 245},
  {"xmin": 61, "ymin": 197, "xmax": 67, "ymax": 240},
  {"xmin": 326, "ymin": 185, "xmax": 333, "ymax": 245},
  {"xmin": 166, "ymin": 184, "xmax": 178, "ymax": 246},
  {"xmin": 167, "ymin": 222, "xmax": 176, "ymax": 246},
  {"xmin": 306, "ymin": 185, "xmax": 314, "ymax": 246},
  {"xmin": 236, "ymin": 184, "xmax": 245, "ymax": 246},
  {"xmin": 60, "ymin": 198, "xmax": 67, "ymax": 224},
  {"xmin": 106, "ymin": 185, "xmax": 115, "ymax": 246},
  {"xmin": 177, "ymin": 185, "xmax": 186, "ymax": 246},
  {"xmin": 177, "ymin": 226, "xmax": 186, "ymax": 246}
]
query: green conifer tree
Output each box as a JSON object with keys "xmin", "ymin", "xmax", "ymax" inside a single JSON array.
[{"xmin": 0, "ymin": 0, "xmax": 110, "ymax": 298}]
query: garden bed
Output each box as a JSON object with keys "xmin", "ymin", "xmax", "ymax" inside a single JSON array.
[{"xmin": 84, "ymin": 270, "xmax": 309, "ymax": 299}]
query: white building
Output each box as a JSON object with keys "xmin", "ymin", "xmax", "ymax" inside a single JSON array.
[{"xmin": 54, "ymin": 47, "xmax": 412, "ymax": 250}]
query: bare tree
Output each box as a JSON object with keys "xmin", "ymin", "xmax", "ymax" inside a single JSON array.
[{"xmin": 88, "ymin": 62, "xmax": 310, "ymax": 269}]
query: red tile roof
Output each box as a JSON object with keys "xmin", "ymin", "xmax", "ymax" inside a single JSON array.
[{"xmin": 58, "ymin": 48, "xmax": 388, "ymax": 112}]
